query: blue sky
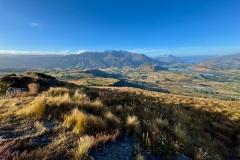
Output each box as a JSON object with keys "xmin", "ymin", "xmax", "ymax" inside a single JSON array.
[{"xmin": 0, "ymin": 0, "xmax": 239, "ymax": 56}]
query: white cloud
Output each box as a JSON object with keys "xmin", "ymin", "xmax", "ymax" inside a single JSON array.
[
  {"xmin": 128, "ymin": 47, "xmax": 240, "ymax": 56},
  {"xmin": 76, "ymin": 50, "xmax": 91, "ymax": 54},
  {"xmin": 30, "ymin": 22, "xmax": 41, "ymax": 27},
  {"xmin": 59, "ymin": 50, "xmax": 71, "ymax": 55},
  {"xmin": 0, "ymin": 50, "xmax": 64, "ymax": 55}
]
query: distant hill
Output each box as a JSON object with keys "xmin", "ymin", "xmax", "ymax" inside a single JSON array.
[
  {"xmin": 154, "ymin": 54, "xmax": 219, "ymax": 65},
  {"xmin": 179, "ymin": 55, "xmax": 219, "ymax": 64},
  {"xmin": 154, "ymin": 55, "xmax": 183, "ymax": 64},
  {"xmin": 136, "ymin": 64, "xmax": 167, "ymax": 72},
  {"xmin": 191, "ymin": 53, "xmax": 240, "ymax": 70},
  {"xmin": 0, "ymin": 51, "xmax": 166, "ymax": 69},
  {"xmin": 46, "ymin": 50, "xmax": 166, "ymax": 68},
  {"xmin": 0, "ymin": 72, "xmax": 60, "ymax": 95}
]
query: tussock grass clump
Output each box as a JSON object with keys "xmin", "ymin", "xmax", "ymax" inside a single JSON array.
[
  {"xmin": 46, "ymin": 93, "xmax": 73, "ymax": 107},
  {"xmin": 139, "ymin": 132, "xmax": 178, "ymax": 156},
  {"xmin": 75, "ymin": 135, "xmax": 95, "ymax": 159},
  {"xmin": 75, "ymin": 130, "xmax": 120, "ymax": 159},
  {"xmin": 31, "ymin": 95, "xmax": 46, "ymax": 118},
  {"xmin": 12, "ymin": 149, "xmax": 48, "ymax": 160},
  {"xmin": 62, "ymin": 108, "xmax": 79, "ymax": 128},
  {"xmin": 31, "ymin": 93, "xmax": 74, "ymax": 119},
  {"xmin": 173, "ymin": 124, "xmax": 189, "ymax": 143},
  {"xmin": 74, "ymin": 114, "xmax": 106, "ymax": 134},
  {"xmin": 154, "ymin": 117, "xmax": 169, "ymax": 129},
  {"xmin": 48, "ymin": 87, "xmax": 70, "ymax": 96},
  {"xmin": 194, "ymin": 148, "xmax": 209, "ymax": 160},
  {"xmin": 63, "ymin": 108, "xmax": 106, "ymax": 134},
  {"xmin": 73, "ymin": 89, "xmax": 90, "ymax": 102},
  {"xmin": 104, "ymin": 111, "xmax": 121, "ymax": 129},
  {"xmin": 18, "ymin": 88, "xmax": 106, "ymax": 120},
  {"xmin": 79, "ymin": 98, "xmax": 105, "ymax": 115},
  {"xmin": 91, "ymin": 98, "xmax": 104, "ymax": 108},
  {"xmin": 126, "ymin": 115, "xmax": 141, "ymax": 135}
]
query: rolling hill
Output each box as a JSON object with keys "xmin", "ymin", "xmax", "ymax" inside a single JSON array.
[{"xmin": 191, "ymin": 53, "xmax": 240, "ymax": 70}]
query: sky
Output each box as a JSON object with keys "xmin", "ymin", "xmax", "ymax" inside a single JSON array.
[{"xmin": 0, "ymin": 0, "xmax": 240, "ymax": 56}]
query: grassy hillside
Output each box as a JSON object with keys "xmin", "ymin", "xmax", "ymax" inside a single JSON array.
[{"xmin": 0, "ymin": 84, "xmax": 239, "ymax": 159}]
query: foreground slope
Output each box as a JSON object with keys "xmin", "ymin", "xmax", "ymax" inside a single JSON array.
[{"xmin": 0, "ymin": 77, "xmax": 239, "ymax": 159}]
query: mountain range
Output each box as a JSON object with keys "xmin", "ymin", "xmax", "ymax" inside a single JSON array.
[
  {"xmin": 0, "ymin": 51, "xmax": 239, "ymax": 70},
  {"xmin": 0, "ymin": 51, "xmax": 166, "ymax": 69}
]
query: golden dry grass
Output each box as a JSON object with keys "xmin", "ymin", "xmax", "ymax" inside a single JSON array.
[
  {"xmin": 126, "ymin": 115, "xmax": 141, "ymax": 135},
  {"xmin": 63, "ymin": 108, "xmax": 106, "ymax": 134},
  {"xmin": 75, "ymin": 135, "xmax": 95, "ymax": 158},
  {"xmin": 104, "ymin": 111, "xmax": 121, "ymax": 129},
  {"xmin": 0, "ymin": 86, "xmax": 240, "ymax": 159},
  {"xmin": 75, "ymin": 130, "xmax": 119, "ymax": 159},
  {"xmin": 90, "ymin": 86, "xmax": 240, "ymax": 159},
  {"xmin": 47, "ymin": 87, "xmax": 70, "ymax": 96}
]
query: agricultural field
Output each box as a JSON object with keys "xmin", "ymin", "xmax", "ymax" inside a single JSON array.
[{"xmin": 1, "ymin": 67, "xmax": 239, "ymax": 101}]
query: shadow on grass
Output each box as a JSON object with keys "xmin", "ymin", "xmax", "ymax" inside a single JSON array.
[{"xmin": 86, "ymin": 87, "xmax": 240, "ymax": 159}]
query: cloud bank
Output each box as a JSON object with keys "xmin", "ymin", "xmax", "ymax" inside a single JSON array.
[
  {"xmin": 0, "ymin": 50, "xmax": 69, "ymax": 55},
  {"xmin": 128, "ymin": 47, "xmax": 240, "ymax": 56},
  {"xmin": 0, "ymin": 47, "xmax": 239, "ymax": 56}
]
